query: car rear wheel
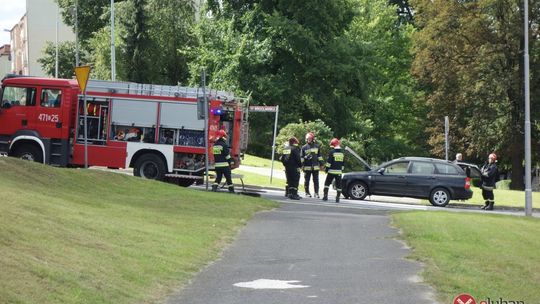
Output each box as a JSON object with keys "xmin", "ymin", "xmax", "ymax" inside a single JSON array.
[
  {"xmin": 429, "ymin": 187, "xmax": 450, "ymax": 207},
  {"xmin": 348, "ymin": 181, "xmax": 368, "ymax": 200}
]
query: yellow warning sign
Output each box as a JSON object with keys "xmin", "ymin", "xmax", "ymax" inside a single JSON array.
[{"xmin": 74, "ymin": 65, "xmax": 91, "ymax": 93}]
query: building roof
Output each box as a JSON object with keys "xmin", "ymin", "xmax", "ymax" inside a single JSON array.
[{"xmin": 0, "ymin": 45, "xmax": 10, "ymax": 56}]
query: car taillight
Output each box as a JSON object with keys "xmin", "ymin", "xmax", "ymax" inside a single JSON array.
[{"xmin": 464, "ymin": 177, "xmax": 471, "ymax": 190}]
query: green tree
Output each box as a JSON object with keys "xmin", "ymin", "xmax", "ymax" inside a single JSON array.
[
  {"xmin": 146, "ymin": 0, "xmax": 195, "ymax": 85},
  {"xmin": 120, "ymin": 0, "xmax": 151, "ymax": 83},
  {"xmin": 411, "ymin": 0, "xmax": 540, "ymax": 189},
  {"xmin": 38, "ymin": 41, "xmax": 84, "ymax": 78}
]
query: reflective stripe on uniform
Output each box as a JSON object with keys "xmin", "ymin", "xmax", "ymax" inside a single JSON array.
[
  {"xmin": 213, "ymin": 145, "xmax": 223, "ymax": 155},
  {"xmin": 215, "ymin": 162, "xmax": 229, "ymax": 167},
  {"xmin": 226, "ymin": 155, "xmax": 231, "ymax": 160},
  {"xmin": 327, "ymin": 169, "xmax": 342, "ymax": 175}
]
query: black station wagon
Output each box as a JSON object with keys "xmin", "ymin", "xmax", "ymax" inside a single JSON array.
[{"xmin": 341, "ymin": 157, "xmax": 473, "ymax": 207}]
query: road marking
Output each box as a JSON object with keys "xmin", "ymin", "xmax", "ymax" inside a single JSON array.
[{"xmin": 233, "ymin": 279, "xmax": 309, "ymax": 289}]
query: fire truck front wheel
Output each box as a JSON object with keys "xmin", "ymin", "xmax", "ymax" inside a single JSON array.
[
  {"xmin": 133, "ymin": 154, "xmax": 166, "ymax": 181},
  {"xmin": 13, "ymin": 144, "xmax": 43, "ymax": 163}
]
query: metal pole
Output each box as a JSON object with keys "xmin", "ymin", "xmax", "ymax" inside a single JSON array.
[
  {"xmin": 75, "ymin": 0, "xmax": 79, "ymax": 67},
  {"xmin": 202, "ymin": 70, "xmax": 209, "ymax": 190},
  {"xmin": 270, "ymin": 105, "xmax": 279, "ymax": 183},
  {"xmin": 55, "ymin": 5, "xmax": 59, "ymax": 78},
  {"xmin": 83, "ymin": 93, "xmax": 88, "ymax": 168},
  {"xmin": 524, "ymin": 0, "xmax": 533, "ymax": 216},
  {"xmin": 444, "ymin": 116, "xmax": 449, "ymax": 161},
  {"xmin": 110, "ymin": 0, "xmax": 116, "ymax": 81}
]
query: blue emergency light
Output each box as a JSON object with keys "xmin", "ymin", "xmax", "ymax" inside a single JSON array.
[{"xmin": 211, "ymin": 107, "xmax": 224, "ymax": 115}]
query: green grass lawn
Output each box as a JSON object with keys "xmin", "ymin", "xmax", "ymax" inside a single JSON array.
[
  {"xmin": 241, "ymin": 154, "xmax": 284, "ymax": 170},
  {"xmin": 0, "ymin": 158, "xmax": 276, "ymax": 304},
  {"xmin": 234, "ymin": 169, "xmax": 287, "ymax": 188},
  {"xmin": 392, "ymin": 212, "xmax": 540, "ymax": 303},
  {"xmin": 445, "ymin": 186, "xmax": 539, "ymax": 209}
]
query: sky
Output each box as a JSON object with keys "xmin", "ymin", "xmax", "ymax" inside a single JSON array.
[{"xmin": 0, "ymin": 0, "xmax": 26, "ymax": 45}]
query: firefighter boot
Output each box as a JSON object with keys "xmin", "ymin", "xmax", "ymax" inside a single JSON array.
[
  {"xmin": 322, "ymin": 188, "xmax": 328, "ymax": 201},
  {"xmin": 481, "ymin": 201, "xmax": 489, "ymax": 210},
  {"xmin": 304, "ymin": 186, "xmax": 312, "ymax": 198},
  {"xmin": 211, "ymin": 184, "xmax": 218, "ymax": 192},
  {"xmin": 485, "ymin": 201, "xmax": 494, "ymax": 211},
  {"xmin": 228, "ymin": 185, "xmax": 235, "ymax": 194},
  {"xmin": 285, "ymin": 186, "xmax": 289, "ymax": 197},
  {"xmin": 289, "ymin": 189, "xmax": 301, "ymax": 200},
  {"xmin": 314, "ymin": 192, "xmax": 320, "ymax": 199},
  {"xmin": 336, "ymin": 191, "xmax": 341, "ymax": 203}
]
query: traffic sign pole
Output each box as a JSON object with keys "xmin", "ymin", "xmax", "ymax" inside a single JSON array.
[
  {"xmin": 270, "ymin": 105, "xmax": 279, "ymax": 183},
  {"xmin": 74, "ymin": 65, "xmax": 91, "ymax": 168}
]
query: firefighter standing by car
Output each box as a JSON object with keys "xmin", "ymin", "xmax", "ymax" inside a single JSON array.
[
  {"xmin": 323, "ymin": 138, "xmax": 345, "ymax": 202},
  {"xmin": 301, "ymin": 132, "xmax": 324, "ymax": 198},
  {"xmin": 281, "ymin": 137, "xmax": 302, "ymax": 200},
  {"xmin": 212, "ymin": 130, "xmax": 235, "ymax": 193},
  {"xmin": 480, "ymin": 153, "xmax": 498, "ymax": 210}
]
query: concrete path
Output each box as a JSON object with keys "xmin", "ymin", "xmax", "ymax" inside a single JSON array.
[{"xmin": 167, "ymin": 199, "xmax": 438, "ymax": 304}]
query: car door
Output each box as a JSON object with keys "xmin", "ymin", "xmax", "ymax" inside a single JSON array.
[
  {"xmin": 406, "ymin": 161, "xmax": 436, "ymax": 197},
  {"xmin": 372, "ymin": 161, "xmax": 410, "ymax": 195},
  {"xmin": 0, "ymin": 86, "xmax": 37, "ymax": 135},
  {"xmin": 35, "ymin": 87, "xmax": 64, "ymax": 139}
]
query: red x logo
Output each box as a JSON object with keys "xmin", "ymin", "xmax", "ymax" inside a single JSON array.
[{"xmin": 454, "ymin": 294, "xmax": 476, "ymax": 304}]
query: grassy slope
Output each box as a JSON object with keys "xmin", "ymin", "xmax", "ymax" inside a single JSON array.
[
  {"xmin": 241, "ymin": 154, "xmax": 284, "ymax": 170},
  {"xmin": 234, "ymin": 169, "xmax": 287, "ymax": 188},
  {"xmin": 0, "ymin": 158, "xmax": 276, "ymax": 304},
  {"xmin": 450, "ymin": 186, "xmax": 539, "ymax": 208},
  {"xmin": 392, "ymin": 212, "xmax": 540, "ymax": 303}
]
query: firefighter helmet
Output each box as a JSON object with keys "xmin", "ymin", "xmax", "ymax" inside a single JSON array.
[
  {"xmin": 489, "ymin": 153, "xmax": 497, "ymax": 161},
  {"xmin": 289, "ymin": 137, "xmax": 299, "ymax": 145},
  {"xmin": 217, "ymin": 129, "xmax": 228, "ymax": 138},
  {"xmin": 305, "ymin": 132, "xmax": 315, "ymax": 141},
  {"xmin": 330, "ymin": 138, "xmax": 340, "ymax": 147}
]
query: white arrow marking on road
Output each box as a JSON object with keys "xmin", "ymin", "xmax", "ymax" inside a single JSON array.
[{"xmin": 233, "ymin": 279, "xmax": 309, "ymax": 289}]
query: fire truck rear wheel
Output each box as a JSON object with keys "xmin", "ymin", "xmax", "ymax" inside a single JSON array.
[
  {"xmin": 13, "ymin": 145, "xmax": 43, "ymax": 163},
  {"xmin": 133, "ymin": 154, "xmax": 166, "ymax": 181}
]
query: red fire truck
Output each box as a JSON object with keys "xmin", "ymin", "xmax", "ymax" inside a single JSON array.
[{"xmin": 0, "ymin": 75, "xmax": 249, "ymax": 186}]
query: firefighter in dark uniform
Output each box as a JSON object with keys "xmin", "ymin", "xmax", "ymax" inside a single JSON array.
[
  {"xmin": 323, "ymin": 138, "xmax": 345, "ymax": 203},
  {"xmin": 301, "ymin": 132, "xmax": 324, "ymax": 198},
  {"xmin": 212, "ymin": 129, "xmax": 235, "ymax": 193},
  {"xmin": 280, "ymin": 141, "xmax": 291, "ymax": 197},
  {"xmin": 480, "ymin": 153, "xmax": 498, "ymax": 210},
  {"xmin": 283, "ymin": 137, "xmax": 302, "ymax": 200}
]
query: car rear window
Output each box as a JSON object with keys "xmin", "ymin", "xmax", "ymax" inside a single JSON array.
[
  {"xmin": 410, "ymin": 162, "xmax": 435, "ymax": 174},
  {"xmin": 385, "ymin": 162, "xmax": 409, "ymax": 174},
  {"xmin": 435, "ymin": 163, "xmax": 460, "ymax": 175}
]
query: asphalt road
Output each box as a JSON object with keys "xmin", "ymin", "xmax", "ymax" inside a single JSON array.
[{"xmin": 167, "ymin": 197, "xmax": 438, "ymax": 304}]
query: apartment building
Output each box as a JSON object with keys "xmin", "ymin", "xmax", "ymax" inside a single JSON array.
[{"xmin": 9, "ymin": 0, "xmax": 75, "ymax": 77}]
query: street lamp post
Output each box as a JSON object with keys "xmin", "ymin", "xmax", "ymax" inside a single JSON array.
[
  {"xmin": 524, "ymin": 0, "xmax": 533, "ymax": 216},
  {"xmin": 75, "ymin": 0, "xmax": 79, "ymax": 67},
  {"xmin": 55, "ymin": 5, "xmax": 59, "ymax": 78},
  {"xmin": 110, "ymin": 0, "xmax": 116, "ymax": 81}
]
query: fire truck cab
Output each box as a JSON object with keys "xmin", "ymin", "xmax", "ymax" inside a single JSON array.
[{"xmin": 0, "ymin": 75, "xmax": 248, "ymax": 186}]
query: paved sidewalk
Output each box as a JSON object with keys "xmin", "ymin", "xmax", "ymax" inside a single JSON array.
[{"xmin": 167, "ymin": 202, "xmax": 438, "ymax": 304}]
